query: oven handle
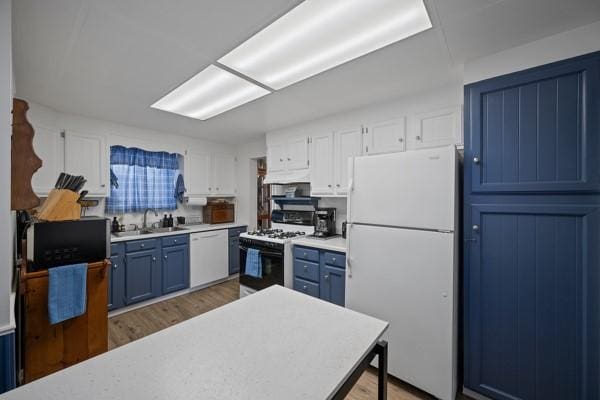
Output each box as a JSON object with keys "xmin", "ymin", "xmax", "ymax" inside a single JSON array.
[{"xmin": 239, "ymin": 246, "xmax": 282, "ymax": 258}]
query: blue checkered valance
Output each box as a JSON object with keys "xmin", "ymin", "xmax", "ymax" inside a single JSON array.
[{"xmin": 105, "ymin": 146, "xmax": 181, "ymax": 214}]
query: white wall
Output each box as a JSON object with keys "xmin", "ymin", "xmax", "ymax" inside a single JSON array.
[
  {"xmin": 25, "ymin": 101, "xmax": 238, "ymax": 228},
  {"xmin": 235, "ymin": 138, "xmax": 266, "ymax": 230},
  {"xmin": 465, "ymin": 20, "xmax": 600, "ymax": 84},
  {"xmin": 0, "ymin": 0, "xmax": 13, "ymax": 334}
]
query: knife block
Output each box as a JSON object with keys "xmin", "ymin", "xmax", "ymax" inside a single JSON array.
[{"xmin": 37, "ymin": 189, "xmax": 81, "ymax": 221}]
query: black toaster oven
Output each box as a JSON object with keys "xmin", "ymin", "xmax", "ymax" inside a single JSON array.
[{"xmin": 26, "ymin": 217, "xmax": 110, "ymax": 269}]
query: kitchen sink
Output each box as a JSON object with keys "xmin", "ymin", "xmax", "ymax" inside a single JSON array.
[{"xmin": 112, "ymin": 226, "xmax": 188, "ymax": 238}]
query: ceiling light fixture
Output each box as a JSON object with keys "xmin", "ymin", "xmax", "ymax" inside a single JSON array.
[
  {"xmin": 151, "ymin": 65, "xmax": 270, "ymax": 120},
  {"xmin": 218, "ymin": 0, "xmax": 432, "ymax": 90}
]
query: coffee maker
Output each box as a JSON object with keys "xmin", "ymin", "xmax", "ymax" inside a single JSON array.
[{"xmin": 313, "ymin": 208, "xmax": 336, "ymax": 238}]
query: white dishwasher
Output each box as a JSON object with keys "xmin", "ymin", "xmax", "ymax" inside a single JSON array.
[{"xmin": 190, "ymin": 229, "xmax": 229, "ymax": 288}]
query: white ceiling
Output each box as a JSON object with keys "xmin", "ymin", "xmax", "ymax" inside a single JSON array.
[{"xmin": 13, "ymin": 0, "xmax": 600, "ymax": 144}]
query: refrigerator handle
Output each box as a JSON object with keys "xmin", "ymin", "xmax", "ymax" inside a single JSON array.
[{"xmin": 346, "ymin": 223, "xmax": 353, "ymax": 278}]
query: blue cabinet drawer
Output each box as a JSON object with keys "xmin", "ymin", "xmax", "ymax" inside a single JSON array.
[
  {"xmin": 229, "ymin": 226, "xmax": 247, "ymax": 237},
  {"xmin": 293, "ymin": 246, "xmax": 319, "ymax": 263},
  {"xmin": 294, "ymin": 278, "xmax": 319, "ymax": 298},
  {"xmin": 126, "ymin": 238, "xmax": 158, "ymax": 252},
  {"xmin": 161, "ymin": 234, "xmax": 188, "ymax": 248},
  {"xmin": 111, "ymin": 243, "xmax": 124, "ymax": 256},
  {"xmin": 293, "ymin": 259, "xmax": 319, "ymax": 282},
  {"xmin": 323, "ymin": 251, "xmax": 345, "ymax": 268}
]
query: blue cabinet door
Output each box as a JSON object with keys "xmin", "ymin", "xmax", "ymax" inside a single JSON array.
[
  {"xmin": 228, "ymin": 236, "xmax": 240, "ymax": 275},
  {"xmin": 465, "ymin": 204, "xmax": 600, "ymax": 400},
  {"xmin": 465, "ymin": 53, "xmax": 600, "ymax": 194},
  {"xmin": 125, "ymin": 248, "xmax": 161, "ymax": 304},
  {"xmin": 0, "ymin": 332, "xmax": 15, "ymax": 394},
  {"xmin": 109, "ymin": 243, "xmax": 125, "ymax": 310},
  {"xmin": 162, "ymin": 244, "xmax": 189, "ymax": 295},
  {"xmin": 320, "ymin": 265, "xmax": 345, "ymax": 307}
]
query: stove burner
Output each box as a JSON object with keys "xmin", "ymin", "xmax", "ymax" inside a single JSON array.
[
  {"xmin": 247, "ymin": 228, "xmax": 283, "ymax": 236},
  {"xmin": 267, "ymin": 231, "xmax": 307, "ymax": 239}
]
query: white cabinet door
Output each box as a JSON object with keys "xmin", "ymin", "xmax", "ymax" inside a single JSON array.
[
  {"xmin": 310, "ymin": 133, "xmax": 334, "ymax": 195},
  {"xmin": 334, "ymin": 127, "xmax": 362, "ymax": 195},
  {"xmin": 31, "ymin": 126, "xmax": 63, "ymax": 196},
  {"xmin": 64, "ymin": 131, "xmax": 108, "ymax": 196},
  {"xmin": 185, "ymin": 152, "xmax": 211, "ymax": 196},
  {"xmin": 364, "ymin": 117, "xmax": 406, "ymax": 155},
  {"xmin": 286, "ymin": 135, "xmax": 309, "ymax": 171},
  {"xmin": 413, "ymin": 106, "xmax": 462, "ymax": 149},
  {"xmin": 267, "ymin": 142, "xmax": 286, "ymax": 173},
  {"xmin": 212, "ymin": 154, "xmax": 236, "ymax": 196}
]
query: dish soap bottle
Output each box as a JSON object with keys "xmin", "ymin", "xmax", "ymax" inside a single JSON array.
[
  {"xmin": 111, "ymin": 217, "xmax": 120, "ymax": 233},
  {"xmin": 168, "ymin": 214, "xmax": 174, "ymax": 227}
]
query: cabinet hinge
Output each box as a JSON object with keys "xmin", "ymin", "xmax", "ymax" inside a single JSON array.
[
  {"xmin": 185, "ymin": 150, "xmax": 188, "ymax": 156},
  {"xmin": 365, "ymin": 145, "xmax": 369, "ymax": 153},
  {"xmin": 307, "ymin": 159, "xmax": 310, "ymax": 166},
  {"xmin": 60, "ymin": 130, "xmax": 65, "ymax": 138}
]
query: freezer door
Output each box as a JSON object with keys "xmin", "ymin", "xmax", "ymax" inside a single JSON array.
[
  {"xmin": 346, "ymin": 223, "xmax": 457, "ymax": 400},
  {"xmin": 348, "ymin": 146, "xmax": 456, "ymax": 231}
]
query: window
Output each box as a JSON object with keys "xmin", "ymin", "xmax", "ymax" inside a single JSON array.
[{"xmin": 106, "ymin": 146, "xmax": 180, "ymax": 214}]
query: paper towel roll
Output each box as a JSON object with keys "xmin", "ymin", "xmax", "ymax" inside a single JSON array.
[{"xmin": 186, "ymin": 197, "xmax": 207, "ymax": 206}]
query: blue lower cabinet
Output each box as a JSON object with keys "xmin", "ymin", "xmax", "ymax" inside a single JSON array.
[
  {"xmin": 125, "ymin": 246, "xmax": 161, "ymax": 305},
  {"xmin": 162, "ymin": 244, "xmax": 189, "ymax": 295},
  {"xmin": 109, "ymin": 243, "xmax": 125, "ymax": 311},
  {"xmin": 0, "ymin": 332, "xmax": 16, "ymax": 394},
  {"xmin": 320, "ymin": 265, "xmax": 345, "ymax": 307},
  {"xmin": 293, "ymin": 246, "xmax": 346, "ymax": 306}
]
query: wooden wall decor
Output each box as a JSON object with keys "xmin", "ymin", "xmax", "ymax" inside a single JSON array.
[{"xmin": 11, "ymin": 98, "xmax": 42, "ymax": 210}]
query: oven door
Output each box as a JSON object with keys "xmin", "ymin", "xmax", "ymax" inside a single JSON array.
[{"xmin": 239, "ymin": 241, "xmax": 284, "ymax": 291}]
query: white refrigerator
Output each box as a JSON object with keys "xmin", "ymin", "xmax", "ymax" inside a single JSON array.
[{"xmin": 346, "ymin": 146, "xmax": 458, "ymax": 400}]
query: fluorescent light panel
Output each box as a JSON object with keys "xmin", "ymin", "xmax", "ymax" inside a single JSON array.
[
  {"xmin": 151, "ymin": 65, "xmax": 270, "ymax": 120},
  {"xmin": 219, "ymin": 0, "xmax": 432, "ymax": 90}
]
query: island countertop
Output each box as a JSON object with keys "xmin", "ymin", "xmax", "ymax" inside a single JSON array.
[{"xmin": 1, "ymin": 285, "xmax": 388, "ymax": 400}]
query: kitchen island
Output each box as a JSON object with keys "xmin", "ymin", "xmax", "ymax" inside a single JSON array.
[{"xmin": 1, "ymin": 286, "xmax": 388, "ymax": 400}]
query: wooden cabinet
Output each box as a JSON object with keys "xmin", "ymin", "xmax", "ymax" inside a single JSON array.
[
  {"xmin": 413, "ymin": 106, "xmax": 461, "ymax": 149},
  {"xmin": 266, "ymin": 134, "xmax": 309, "ymax": 175},
  {"xmin": 185, "ymin": 152, "xmax": 236, "ymax": 197},
  {"xmin": 64, "ymin": 131, "xmax": 109, "ymax": 196},
  {"xmin": 293, "ymin": 246, "xmax": 346, "ymax": 306},
  {"xmin": 124, "ymin": 246, "xmax": 161, "ymax": 305},
  {"xmin": 31, "ymin": 125, "xmax": 63, "ymax": 196},
  {"xmin": 464, "ymin": 51, "xmax": 600, "ymax": 400},
  {"xmin": 109, "ymin": 243, "xmax": 125, "ymax": 311},
  {"xmin": 363, "ymin": 117, "xmax": 406, "ymax": 155},
  {"xmin": 161, "ymin": 244, "xmax": 189, "ymax": 295},
  {"xmin": 310, "ymin": 127, "xmax": 362, "ymax": 196}
]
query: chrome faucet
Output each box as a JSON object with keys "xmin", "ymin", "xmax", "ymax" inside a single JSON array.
[{"xmin": 143, "ymin": 208, "xmax": 158, "ymax": 229}]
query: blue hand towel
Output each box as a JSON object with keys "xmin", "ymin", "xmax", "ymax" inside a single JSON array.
[
  {"xmin": 245, "ymin": 248, "xmax": 262, "ymax": 278},
  {"xmin": 48, "ymin": 263, "xmax": 88, "ymax": 325},
  {"xmin": 175, "ymin": 173, "xmax": 186, "ymax": 203}
]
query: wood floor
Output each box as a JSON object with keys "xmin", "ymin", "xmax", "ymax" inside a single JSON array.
[{"xmin": 108, "ymin": 279, "xmax": 471, "ymax": 400}]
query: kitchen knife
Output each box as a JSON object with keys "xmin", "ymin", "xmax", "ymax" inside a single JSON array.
[{"xmin": 55, "ymin": 172, "xmax": 67, "ymax": 189}]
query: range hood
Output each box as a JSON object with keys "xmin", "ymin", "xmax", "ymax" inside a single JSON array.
[{"xmin": 263, "ymin": 169, "xmax": 310, "ymax": 184}]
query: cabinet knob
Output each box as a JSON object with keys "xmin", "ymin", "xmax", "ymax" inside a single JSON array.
[
  {"xmin": 101, "ymin": 184, "xmax": 106, "ymax": 187},
  {"xmin": 287, "ymin": 157, "xmax": 291, "ymax": 161},
  {"xmin": 113, "ymin": 264, "xmax": 118, "ymax": 270},
  {"xmin": 216, "ymin": 187, "xmax": 220, "ymax": 191},
  {"xmin": 473, "ymin": 156, "xmax": 481, "ymax": 165},
  {"xmin": 472, "ymin": 224, "xmax": 480, "ymax": 232},
  {"xmin": 324, "ymin": 275, "xmax": 329, "ymax": 280},
  {"xmin": 140, "ymin": 243, "xmax": 145, "ymax": 248},
  {"xmin": 174, "ymin": 240, "xmax": 177, "ymax": 243},
  {"xmin": 279, "ymin": 158, "xmax": 283, "ymax": 162},
  {"xmin": 328, "ymin": 184, "xmax": 332, "ymax": 188},
  {"xmin": 164, "ymin": 255, "xmax": 168, "ymax": 259},
  {"xmin": 336, "ymin": 184, "xmax": 340, "ymax": 187},
  {"xmin": 415, "ymin": 135, "xmax": 421, "ymax": 141},
  {"xmin": 303, "ymin": 285, "xmax": 308, "ymax": 291},
  {"xmin": 152, "ymin": 257, "xmax": 156, "ymax": 261},
  {"xmin": 303, "ymin": 252, "xmax": 307, "ymax": 257},
  {"xmin": 303, "ymin": 265, "xmax": 308, "ymax": 271},
  {"xmin": 332, "ymin": 257, "xmax": 336, "ymax": 262},
  {"xmin": 208, "ymin": 187, "xmax": 212, "ymax": 190}
]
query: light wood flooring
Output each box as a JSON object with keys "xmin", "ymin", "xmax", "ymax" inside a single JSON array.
[{"xmin": 108, "ymin": 279, "xmax": 471, "ymax": 400}]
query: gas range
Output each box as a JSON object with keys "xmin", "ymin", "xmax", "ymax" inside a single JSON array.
[{"xmin": 243, "ymin": 228, "xmax": 307, "ymax": 242}]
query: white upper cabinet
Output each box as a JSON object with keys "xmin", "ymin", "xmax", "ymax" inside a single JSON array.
[
  {"xmin": 413, "ymin": 106, "xmax": 462, "ymax": 149},
  {"xmin": 31, "ymin": 126, "xmax": 64, "ymax": 196},
  {"xmin": 64, "ymin": 131, "xmax": 109, "ymax": 196},
  {"xmin": 310, "ymin": 127, "xmax": 363, "ymax": 197},
  {"xmin": 286, "ymin": 136, "xmax": 309, "ymax": 171},
  {"xmin": 363, "ymin": 117, "xmax": 406, "ymax": 155},
  {"xmin": 334, "ymin": 127, "xmax": 362, "ymax": 195},
  {"xmin": 310, "ymin": 132, "xmax": 334, "ymax": 195},
  {"xmin": 266, "ymin": 134, "xmax": 309, "ymax": 176},
  {"xmin": 185, "ymin": 151, "xmax": 236, "ymax": 197},
  {"xmin": 212, "ymin": 154, "xmax": 236, "ymax": 196},
  {"xmin": 185, "ymin": 152, "xmax": 211, "ymax": 196}
]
